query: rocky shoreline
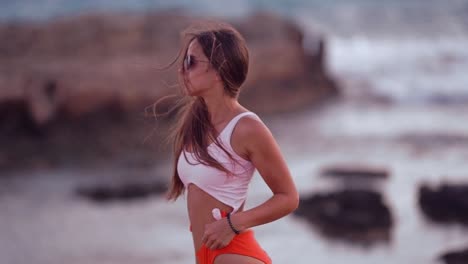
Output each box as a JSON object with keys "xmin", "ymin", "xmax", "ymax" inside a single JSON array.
[{"xmin": 0, "ymin": 11, "xmax": 338, "ymax": 172}]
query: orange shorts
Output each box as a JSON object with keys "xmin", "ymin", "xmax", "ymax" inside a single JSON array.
[
  {"xmin": 190, "ymin": 211, "xmax": 272, "ymax": 264},
  {"xmin": 196, "ymin": 229, "xmax": 272, "ymax": 264}
]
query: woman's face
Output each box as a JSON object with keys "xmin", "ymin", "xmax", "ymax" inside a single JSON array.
[{"xmin": 182, "ymin": 39, "xmax": 220, "ymax": 96}]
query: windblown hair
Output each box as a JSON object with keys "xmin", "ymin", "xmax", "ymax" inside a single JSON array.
[{"xmin": 161, "ymin": 21, "xmax": 250, "ymax": 201}]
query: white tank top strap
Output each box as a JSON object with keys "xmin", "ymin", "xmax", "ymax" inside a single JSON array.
[{"xmin": 220, "ymin": 112, "xmax": 259, "ymax": 143}]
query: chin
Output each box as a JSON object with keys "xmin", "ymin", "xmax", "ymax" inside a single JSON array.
[
  {"xmin": 184, "ymin": 86, "xmax": 196, "ymax": 96},
  {"xmin": 184, "ymin": 87, "xmax": 195, "ymax": 96},
  {"xmin": 185, "ymin": 85, "xmax": 208, "ymax": 97},
  {"xmin": 186, "ymin": 90, "xmax": 198, "ymax": 97},
  {"xmin": 187, "ymin": 89, "xmax": 204, "ymax": 97}
]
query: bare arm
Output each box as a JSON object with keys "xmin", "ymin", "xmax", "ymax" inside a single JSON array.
[{"xmin": 230, "ymin": 116, "xmax": 299, "ymax": 231}]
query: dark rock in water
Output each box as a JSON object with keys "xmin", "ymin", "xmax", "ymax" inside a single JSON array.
[
  {"xmin": 0, "ymin": 98, "xmax": 42, "ymax": 137},
  {"xmin": 419, "ymin": 183, "xmax": 468, "ymax": 225},
  {"xmin": 439, "ymin": 247, "xmax": 468, "ymax": 264},
  {"xmin": 294, "ymin": 189, "xmax": 393, "ymax": 245},
  {"xmin": 426, "ymin": 91, "xmax": 468, "ymax": 105},
  {"xmin": 75, "ymin": 181, "xmax": 166, "ymax": 203},
  {"xmin": 320, "ymin": 165, "xmax": 389, "ymax": 180},
  {"xmin": 398, "ymin": 133, "xmax": 468, "ymax": 148}
]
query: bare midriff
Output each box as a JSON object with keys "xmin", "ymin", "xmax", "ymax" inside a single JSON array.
[{"xmin": 187, "ymin": 183, "xmax": 244, "ymax": 257}]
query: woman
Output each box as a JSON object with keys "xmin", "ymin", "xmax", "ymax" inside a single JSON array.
[{"xmin": 165, "ymin": 21, "xmax": 299, "ymax": 264}]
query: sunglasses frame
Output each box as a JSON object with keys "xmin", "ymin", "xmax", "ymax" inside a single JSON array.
[{"xmin": 183, "ymin": 55, "xmax": 210, "ymax": 72}]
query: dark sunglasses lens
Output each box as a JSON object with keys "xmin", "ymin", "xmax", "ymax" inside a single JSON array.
[{"xmin": 184, "ymin": 55, "xmax": 192, "ymax": 71}]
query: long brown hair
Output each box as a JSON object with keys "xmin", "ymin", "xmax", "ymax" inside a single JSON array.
[{"xmin": 162, "ymin": 21, "xmax": 250, "ymax": 201}]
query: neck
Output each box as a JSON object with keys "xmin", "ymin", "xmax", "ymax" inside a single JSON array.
[{"xmin": 200, "ymin": 95, "xmax": 240, "ymax": 124}]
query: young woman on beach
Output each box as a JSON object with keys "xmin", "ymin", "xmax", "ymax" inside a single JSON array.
[{"xmin": 165, "ymin": 21, "xmax": 299, "ymax": 264}]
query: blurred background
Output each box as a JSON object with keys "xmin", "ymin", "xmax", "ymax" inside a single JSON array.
[{"xmin": 1, "ymin": 1, "xmax": 468, "ymax": 263}]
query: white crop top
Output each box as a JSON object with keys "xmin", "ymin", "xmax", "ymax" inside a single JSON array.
[{"xmin": 176, "ymin": 112, "xmax": 261, "ymax": 213}]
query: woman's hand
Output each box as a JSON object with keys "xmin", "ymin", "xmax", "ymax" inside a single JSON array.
[{"xmin": 201, "ymin": 217, "xmax": 236, "ymax": 250}]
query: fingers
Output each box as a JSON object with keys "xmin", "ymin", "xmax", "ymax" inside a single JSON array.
[
  {"xmin": 204, "ymin": 236, "xmax": 216, "ymax": 250},
  {"xmin": 202, "ymin": 234, "xmax": 227, "ymax": 250},
  {"xmin": 207, "ymin": 240, "xmax": 227, "ymax": 250},
  {"xmin": 204, "ymin": 236, "xmax": 224, "ymax": 250},
  {"xmin": 208, "ymin": 241, "xmax": 218, "ymax": 250},
  {"xmin": 216, "ymin": 242, "xmax": 228, "ymax": 250},
  {"xmin": 202, "ymin": 220, "xmax": 232, "ymax": 250}
]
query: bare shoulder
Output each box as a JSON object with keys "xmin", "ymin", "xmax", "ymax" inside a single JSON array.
[
  {"xmin": 231, "ymin": 114, "xmax": 275, "ymax": 159},
  {"xmin": 235, "ymin": 115, "xmax": 270, "ymax": 138}
]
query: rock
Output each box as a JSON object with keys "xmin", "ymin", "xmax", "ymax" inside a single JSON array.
[
  {"xmin": 418, "ymin": 183, "xmax": 468, "ymax": 225},
  {"xmin": 428, "ymin": 93, "xmax": 468, "ymax": 105},
  {"xmin": 0, "ymin": 10, "xmax": 338, "ymax": 170},
  {"xmin": 235, "ymin": 13, "xmax": 338, "ymax": 113},
  {"xmin": 0, "ymin": 98, "xmax": 40, "ymax": 137},
  {"xmin": 75, "ymin": 181, "xmax": 167, "ymax": 203},
  {"xmin": 0, "ymin": 10, "xmax": 337, "ymax": 122},
  {"xmin": 320, "ymin": 164, "xmax": 389, "ymax": 180},
  {"xmin": 294, "ymin": 189, "xmax": 393, "ymax": 245},
  {"xmin": 399, "ymin": 133, "xmax": 468, "ymax": 148},
  {"xmin": 319, "ymin": 164, "xmax": 390, "ymax": 189},
  {"xmin": 439, "ymin": 247, "xmax": 468, "ymax": 264}
]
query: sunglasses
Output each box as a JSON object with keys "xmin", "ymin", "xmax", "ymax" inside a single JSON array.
[{"xmin": 183, "ymin": 55, "xmax": 210, "ymax": 72}]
